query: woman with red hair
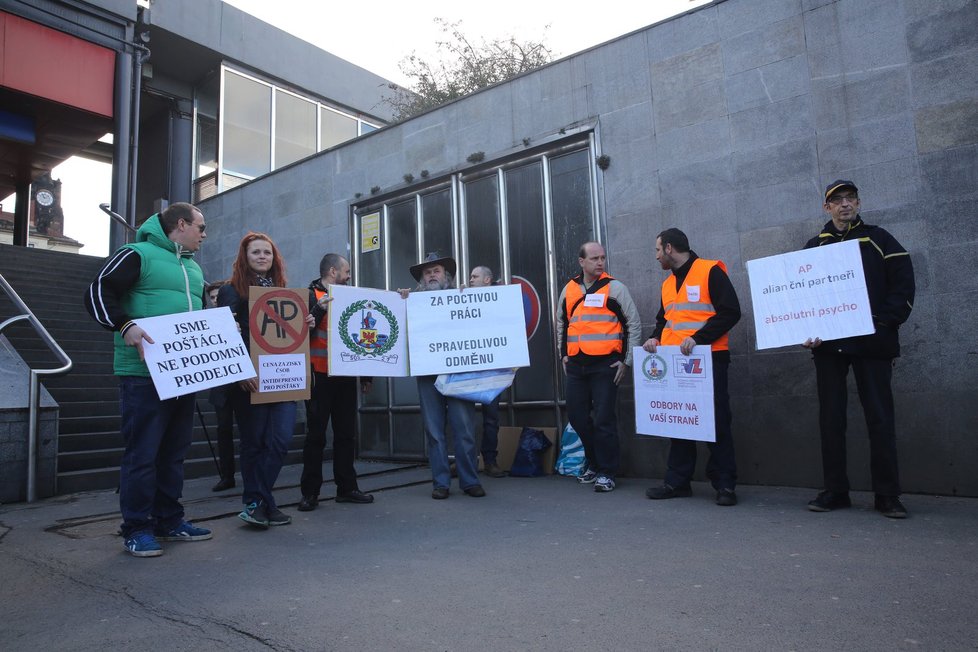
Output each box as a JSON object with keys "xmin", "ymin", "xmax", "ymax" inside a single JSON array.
[{"xmin": 217, "ymin": 232, "xmax": 299, "ymax": 528}]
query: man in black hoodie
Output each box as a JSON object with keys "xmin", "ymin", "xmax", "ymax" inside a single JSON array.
[{"xmin": 803, "ymin": 180, "xmax": 915, "ymax": 519}]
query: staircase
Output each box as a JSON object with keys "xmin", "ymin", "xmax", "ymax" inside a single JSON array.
[{"xmin": 0, "ymin": 244, "xmax": 305, "ymax": 495}]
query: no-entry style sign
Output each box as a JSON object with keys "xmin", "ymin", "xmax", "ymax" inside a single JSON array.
[{"xmin": 248, "ymin": 286, "xmax": 311, "ymax": 403}]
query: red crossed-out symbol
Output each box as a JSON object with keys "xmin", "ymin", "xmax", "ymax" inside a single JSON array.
[{"xmin": 248, "ymin": 289, "xmax": 309, "ymax": 354}]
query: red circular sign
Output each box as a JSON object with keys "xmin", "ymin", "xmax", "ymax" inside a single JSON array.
[
  {"xmin": 512, "ymin": 275, "xmax": 541, "ymax": 341},
  {"xmin": 248, "ymin": 289, "xmax": 309, "ymax": 354}
]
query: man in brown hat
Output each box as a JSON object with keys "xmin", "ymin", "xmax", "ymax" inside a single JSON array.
[{"xmin": 404, "ymin": 252, "xmax": 486, "ymax": 499}]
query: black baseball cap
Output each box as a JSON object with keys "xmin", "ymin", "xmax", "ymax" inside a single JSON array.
[{"xmin": 824, "ymin": 179, "xmax": 858, "ymax": 201}]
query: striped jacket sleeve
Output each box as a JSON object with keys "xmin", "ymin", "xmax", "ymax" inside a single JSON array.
[{"xmin": 84, "ymin": 247, "xmax": 141, "ymax": 334}]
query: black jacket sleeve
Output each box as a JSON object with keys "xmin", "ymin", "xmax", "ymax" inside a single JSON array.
[
  {"xmin": 876, "ymin": 229, "xmax": 915, "ymax": 327},
  {"xmin": 84, "ymin": 247, "xmax": 141, "ymax": 332}
]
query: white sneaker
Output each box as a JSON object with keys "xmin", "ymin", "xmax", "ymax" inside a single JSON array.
[
  {"xmin": 594, "ymin": 475, "xmax": 616, "ymax": 492},
  {"xmin": 578, "ymin": 469, "xmax": 598, "ymax": 484}
]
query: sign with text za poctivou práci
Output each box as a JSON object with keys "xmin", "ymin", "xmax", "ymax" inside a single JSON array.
[
  {"xmin": 327, "ymin": 284, "xmax": 408, "ymax": 377},
  {"xmin": 746, "ymin": 239, "xmax": 874, "ymax": 350},
  {"xmin": 407, "ymin": 284, "xmax": 530, "ymax": 376},
  {"xmin": 633, "ymin": 345, "xmax": 715, "ymax": 442},
  {"xmin": 137, "ymin": 307, "xmax": 255, "ymax": 400},
  {"xmin": 248, "ymin": 286, "xmax": 310, "ymax": 403}
]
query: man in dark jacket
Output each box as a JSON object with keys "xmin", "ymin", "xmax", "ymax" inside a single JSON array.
[
  {"xmin": 803, "ymin": 180, "xmax": 915, "ymax": 518},
  {"xmin": 297, "ymin": 253, "xmax": 374, "ymax": 511}
]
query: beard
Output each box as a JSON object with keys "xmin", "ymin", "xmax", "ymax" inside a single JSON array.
[{"xmin": 424, "ymin": 277, "xmax": 451, "ymax": 291}]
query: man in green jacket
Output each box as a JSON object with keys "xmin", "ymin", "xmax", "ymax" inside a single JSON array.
[{"xmin": 85, "ymin": 202, "xmax": 212, "ymax": 557}]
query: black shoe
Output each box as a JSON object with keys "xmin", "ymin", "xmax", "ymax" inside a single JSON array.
[
  {"xmin": 646, "ymin": 483, "xmax": 693, "ymax": 500},
  {"xmin": 463, "ymin": 485, "xmax": 486, "ymax": 497},
  {"xmin": 297, "ymin": 495, "xmax": 319, "ymax": 512},
  {"xmin": 807, "ymin": 490, "xmax": 851, "ymax": 512},
  {"xmin": 875, "ymin": 495, "xmax": 908, "ymax": 519},
  {"xmin": 211, "ymin": 477, "xmax": 235, "ymax": 492},
  {"xmin": 431, "ymin": 487, "xmax": 450, "ymax": 500},
  {"xmin": 715, "ymin": 488, "xmax": 738, "ymax": 506},
  {"xmin": 239, "ymin": 501, "xmax": 269, "ymax": 528},
  {"xmin": 337, "ymin": 490, "xmax": 374, "ymax": 504},
  {"xmin": 266, "ymin": 507, "xmax": 292, "ymax": 526},
  {"xmin": 483, "ymin": 463, "xmax": 507, "ymax": 478}
]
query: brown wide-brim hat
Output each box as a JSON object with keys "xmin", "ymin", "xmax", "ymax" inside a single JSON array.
[{"xmin": 410, "ymin": 251, "xmax": 457, "ymax": 282}]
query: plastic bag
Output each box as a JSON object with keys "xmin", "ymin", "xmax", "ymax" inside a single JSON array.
[
  {"xmin": 508, "ymin": 427, "xmax": 553, "ymax": 477},
  {"xmin": 434, "ymin": 368, "xmax": 516, "ymax": 403},
  {"xmin": 555, "ymin": 423, "xmax": 586, "ymax": 477}
]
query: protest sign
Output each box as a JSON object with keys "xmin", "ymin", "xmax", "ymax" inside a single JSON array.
[
  {"xmin": 407, "ymin": 284, "xmax": 530, "ymax": 376},
  {"xmin": 746, "ymin": 240, "xmax": 874, "ymax": 350},
  {"xmin": 327, "ymin": 284, "xmax": 408, "ymax": 377},
  {"xmin": 248, "ymin": 286, "xmax": 310, "ymax": 403},
  {"xmin": 137, "ymin": 307, "xmax": 255, "ymax": 400},
  {"xmin": 633, "ymin": 345, "xmax": 715, "ymax": 442}
]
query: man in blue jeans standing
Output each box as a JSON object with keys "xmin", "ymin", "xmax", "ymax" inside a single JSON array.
[
  {"xmin": 555, "ymin": 242, "xmax": 642, "ymax": 493},
  {"xmin": 402, "ymin": 252, "xmax": 486, "ymax": 500},
  {"xmin": 85, "ymin": 202, "xmax": 213, "ymax": 557},
  {"xmin": 467, "ymin": 264, "xmax": 507, "ymax": 478}
]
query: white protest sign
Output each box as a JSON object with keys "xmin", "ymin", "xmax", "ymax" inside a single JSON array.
[
  {"xmin": 137, "ymin": 307, "xmax": 255, "ymax": 400},
  {"xmin": 407, "ymin": 284, "xmax": 529, "ymax": 376},
  {"xmin": 746, "ymin": 239, "xmax": 874, "ymax": 350},
  {"xmin": 327, "ymin": 284, "xmax": 409, "ymax": 377},
  {"xmin": 633, "ymin": 345, "xmax": 715, "ymax": 442},
  {"xmin": 258, "ymin": 353, "xmax": 306, "ymax": 393}
]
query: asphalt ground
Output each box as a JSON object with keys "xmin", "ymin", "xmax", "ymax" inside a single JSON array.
[{"xmin": 1, "ymin": 462, "xmax": 977, "ymax": 651}]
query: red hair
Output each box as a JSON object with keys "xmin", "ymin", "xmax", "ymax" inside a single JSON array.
[{"xmin": 228, "ymin": 231, "xmax": 288, "ymax": 297}]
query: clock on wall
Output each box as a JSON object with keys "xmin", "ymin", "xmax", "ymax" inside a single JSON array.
[{"xmin": 35, "ymin": 189, "xmax": 55, "ymax": 207}]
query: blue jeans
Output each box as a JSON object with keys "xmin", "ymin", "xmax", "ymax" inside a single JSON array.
[
  {"xmin": 565, "ymin": 358, "xmax": 620, "ymax": 477},
  {"xmin": 664, "ymin": 357, "xmax": 737, "ymax": 491},
  {"xmin": 118, "ymin": 376, "xmax": 195, "ymax": 537},
  {"xmin": 480, "ymin": 394, "xmax": 501, "ymax": 465},
  {"xmin": 417, "ymin": 375, "xmax": 479, "ymax": 490},
  {"xmin": 236, "ymin": 396, "xmax": 297, "ymax": 509}
]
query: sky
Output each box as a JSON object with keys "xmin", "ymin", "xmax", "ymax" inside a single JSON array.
[{"xmin": 8, "ymin": 0, "xmax": 708, "ymax": 257}]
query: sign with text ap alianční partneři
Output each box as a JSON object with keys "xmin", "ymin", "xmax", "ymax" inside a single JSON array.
[
  {"xmin": 746, "ymin": 239, "xmax": 874, "ymax": 350},
  {"xmin": 137, "ymin": 306, "xmax": 256, "ymax": 400},
  {"xmin": 248, "ymin": 286, "xmax": 311, "ymax": 404}
]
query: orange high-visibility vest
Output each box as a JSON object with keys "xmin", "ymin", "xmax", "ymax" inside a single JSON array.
[
  {"xmin": 660, "ymin": 258, "xmax": 729, "ymax": 351},
  {"xmin": 564, "ymin": 273, "xmax": 624, "ymax": 357},
  {"xmin": 310, "ymin": 287, "xmax": 329, "ymax": 373}
]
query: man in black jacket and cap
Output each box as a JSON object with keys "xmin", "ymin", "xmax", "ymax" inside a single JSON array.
[{"xmin": 803, "ymin": 180, "xmax": 915, "ymax": 519}]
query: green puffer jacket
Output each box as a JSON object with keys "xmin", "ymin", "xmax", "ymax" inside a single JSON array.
[{"xmin": 114, "ymin": 215, "xmax": 204, "ymax": 376}]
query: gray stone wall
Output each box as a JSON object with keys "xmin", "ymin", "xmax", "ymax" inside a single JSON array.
[{"xmin": 198, "ymin": 0, "xmax": 978, "ymax": 496}]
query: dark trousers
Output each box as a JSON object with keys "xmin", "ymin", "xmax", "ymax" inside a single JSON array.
[
  {"xmin": 118, "ymin": 376, "xmax": 195, "ymax": 537},
  {"xmin": 210, "ymin": 385, "xmax": 236, "ymax": 480},
  {"xmin": 300, "ymin": 373, "xmax": 360, "ymax": 496},
  {"xmin": 236, "ymin": 394, "xmax": 297, "ymax": 509},
  {"xmin": 480, "ymin": 394, "xmax": 501, "ymax": 465},
  {"xmin": 814, "ymin": 353, "xmax": 900, "ymax": 496},
  {"xmin": 565, "ymin": 358, "xmax": 620, "ymax": 477},
  {"xmin": 664, "ymin": 357, "xmax": 736, "ymax": 491}
]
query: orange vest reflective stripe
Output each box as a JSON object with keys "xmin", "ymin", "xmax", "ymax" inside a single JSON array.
[
  {"xmin": 661, "ymin": 258, "xmax": 729, "ymax": 351},
  {"xmin": 310, "ymin": 288, "xmax": 329, "ymax": 373},
  {"xmin": 565, "ymin": 273, "xmax": 624, "ymax": 357}
]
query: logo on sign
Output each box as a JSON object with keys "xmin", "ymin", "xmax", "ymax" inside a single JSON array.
[
  {"xmin": 641, "ymin": 354, "xmax": 668, "ymax": 381},
  {"xmin": 339, "ymin": 299, "xmax": 399, "ymax": 357},
  {"xmin": 673, "ymin": 355, "xmax": 705, "ymax": 377}
]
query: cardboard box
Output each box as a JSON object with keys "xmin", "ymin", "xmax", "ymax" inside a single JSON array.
[{"xmin": 492, "ymin": 426, "xmax": 558, "ymax": 475}]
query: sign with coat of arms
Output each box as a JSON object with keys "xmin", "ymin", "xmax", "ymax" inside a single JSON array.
[{"xmin": 327, "ymin": 284, "xmax": 408, "ymax": 377}]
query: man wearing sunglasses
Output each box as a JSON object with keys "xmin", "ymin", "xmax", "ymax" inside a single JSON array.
[
  {"xmin": 85, "ymin": 202, "xmax": 212, "ymax": 556},
  {"xmin": 802, "ymin": 180, "xmax": 915, "ymax": 519}
]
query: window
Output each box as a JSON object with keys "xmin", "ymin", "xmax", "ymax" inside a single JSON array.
[
  {"xmin": 321, "ymin": 107, "xmax": 358, "ymax": 150},
  {"xmin": 222, "ymin": 70, "xmax": 271, "ymax": 178},
  {"xmin": 275, "ymin": 90, "xmax": 316, "ymax": 168}
]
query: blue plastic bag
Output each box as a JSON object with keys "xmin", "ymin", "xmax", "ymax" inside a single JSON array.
[
  {"xmin": 555, "ymin": 423, "xmax": 586, "ymax": 476},
  {"xmin": 434, "ymin": 368, "xmax": 516, "ymax": 403},
  {"xmin": 508, "ymin": 427, "xmax": 553, "ymax": 477}
]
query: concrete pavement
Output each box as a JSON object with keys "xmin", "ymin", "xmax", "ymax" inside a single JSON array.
[{"xmin": 2, "ymin": 463, "xmax": 977, "ymax": 651}]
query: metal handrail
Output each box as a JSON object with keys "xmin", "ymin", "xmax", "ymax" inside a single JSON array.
[
  {"xmin": 99, "ymin": 203, "xmax": 136, "ymax": 242},
  {"xmin": 0, "ymin": 273, "xmax": 73, "ymax": 502}
]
